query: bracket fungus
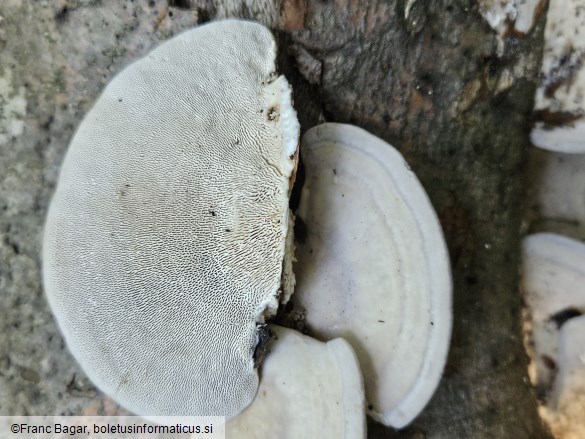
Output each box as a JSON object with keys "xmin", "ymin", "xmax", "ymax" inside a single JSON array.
[
  {"xmin": 521, "ymin": 233, "xmax": 585, "ymax": 438},
  {"xmin": 292, "ymin": 124, "xmax": 452, "ymax": 428},
  {"xmin": 531, "ymin": 0, "xmax": 585, "ymax": 153},
  {"xmin": 43, "ymin": 19, "xmax": 452, "ymax": 433},
  {"xmin": 43, "ymin": 20, "xmax": 299, "ymax": 420},
  {"xmin": 224, "ymin": 325, "xmax": 366, "ymax": 438},
  {"xmin": 478, "ymin": 0, "xmax": 544, "ymax": 37},
  {"xmin": 527, "ymin": 150, "xmax": 585, "ymax": 239}
]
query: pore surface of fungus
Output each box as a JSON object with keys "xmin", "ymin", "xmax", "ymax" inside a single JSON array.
[
  {"xmin": 224, "ymin": 325, "xmax": 366, "ymax": 438},
  {"xmin": 43, "ymin": 20, "xmax": 299, "ymax": 419},
  {"xmin": 292, "ymin": 123, "xmax": 452, "ymax": 428}
]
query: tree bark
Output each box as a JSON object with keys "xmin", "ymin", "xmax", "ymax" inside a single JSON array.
[
  {"xmin": 278, "ymin": 2, "xmax": 551, "ymax": 437},
  {"xmin": 0, "ymin": 0, "xmax": 552, "ymax": 437}
]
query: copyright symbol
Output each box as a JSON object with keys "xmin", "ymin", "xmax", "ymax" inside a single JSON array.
[{"xmin": 11, "ymin": 424, "xmax": 19, "ymax": 433}]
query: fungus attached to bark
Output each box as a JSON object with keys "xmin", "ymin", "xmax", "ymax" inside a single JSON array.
[
  {"xmin": 478, "ymin": 0, "xmax": 544, "ymax": 37},
  {"xmin": 526, "ymin": 149, "xmax": 585, "ymax": 239},
  {"xmin": 292, "ymin": 123, "xmax": 452, "ymax": 428},
  {"xmin": 521, "ymin": 233, "xmax": 585, "ymax": 438},
  {"xmin": 531, "ymin": 0, "xmax": 585, "ymax": 153},
  {"xmin": 224, "ymin": 325, "xmax": 366, "ymax": 438},
  {"xmin": 43, "ymin": 20, "xmax": 299, "ymax": 420},
  {"xmin": 549, "ymin": 316, "xmax": 585, "ymax": 439}
]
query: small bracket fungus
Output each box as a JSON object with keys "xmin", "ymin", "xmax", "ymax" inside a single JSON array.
[
  {"xmin": 478, "ymin": 0, "xmax": 544, "ymax": 37},
  {"xmin": 549, "ymin": 316, "xmax": 585, "ymax": 439},
  {"xmin": 224, "ymin": 325, "xmax": 366, "ymax": 438},
  {"xmin": 527, "ymin": 150, "xmax": 585, "ymax": 239},
  {"xmin": 292, "ymin": 123, "xmax": 452, "ymax": 428},
  {"xmin": 531, "ymin": 0, "xmax": 585, "ymax": 153},
  {"xmin": 521, "ymin": 233, "xmax": 585, "ymax": 438},
  {"xmin": 478, "ymin": 0, "xmax": 545, "ymax": 56},
  {"xmin": 43, "ymin": 20, "xmax": 299, "ymax": 419}
]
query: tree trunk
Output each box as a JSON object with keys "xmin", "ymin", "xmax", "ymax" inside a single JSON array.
[{"xmin": 0, "ymin": 0, "xmax": 552, "ymax": 437}]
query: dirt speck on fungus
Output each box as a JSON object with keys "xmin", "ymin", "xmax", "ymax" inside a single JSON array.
[
  {"xmin": 253, "ymin": 324, "xmax": 277, "ymax": 369},
  {"xmin": 267, "ymin": 106, "xmax": 279, "ymax": 122}
]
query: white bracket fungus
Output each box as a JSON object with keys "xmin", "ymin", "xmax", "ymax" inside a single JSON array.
[
  {"xmin": 550, "ymin": 316, "xmax": 585, "ymax": 439},
  {"xmin": 531, "ymin": 0, "xmax": 585, "ymax": 153},
  {"xmin": 478, "ymin": 0, "xmax": 544, "ymax": 36},
  {"xmin": 527, "ymin": 150, "xmax": 585, "ymax": 239},
  {"xmin": 43, "ymin": 20, "xmax": 299, "ymax": 420},
  {"xmin": 43, "ymin": 18, "xmax": 454, "ymax": 433},
  {"xmin": 521, "ymin": 233, "xmax": 585, "ymax": 438},
  {"xmin": 292, "ymin": 123, "xmax": 452, "ymax": 428},
  {"xmin": 224, "ymin": 325, "xmax": 366, "ymax": 438},
  {"xmin": 478, "ymin": 0, "xmax": 545, "ymax": 56}
]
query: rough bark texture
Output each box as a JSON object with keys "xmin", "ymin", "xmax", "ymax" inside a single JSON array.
[{"xmin": 0, "ymin": 0, "xmax": 552, "ymax": 437}]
